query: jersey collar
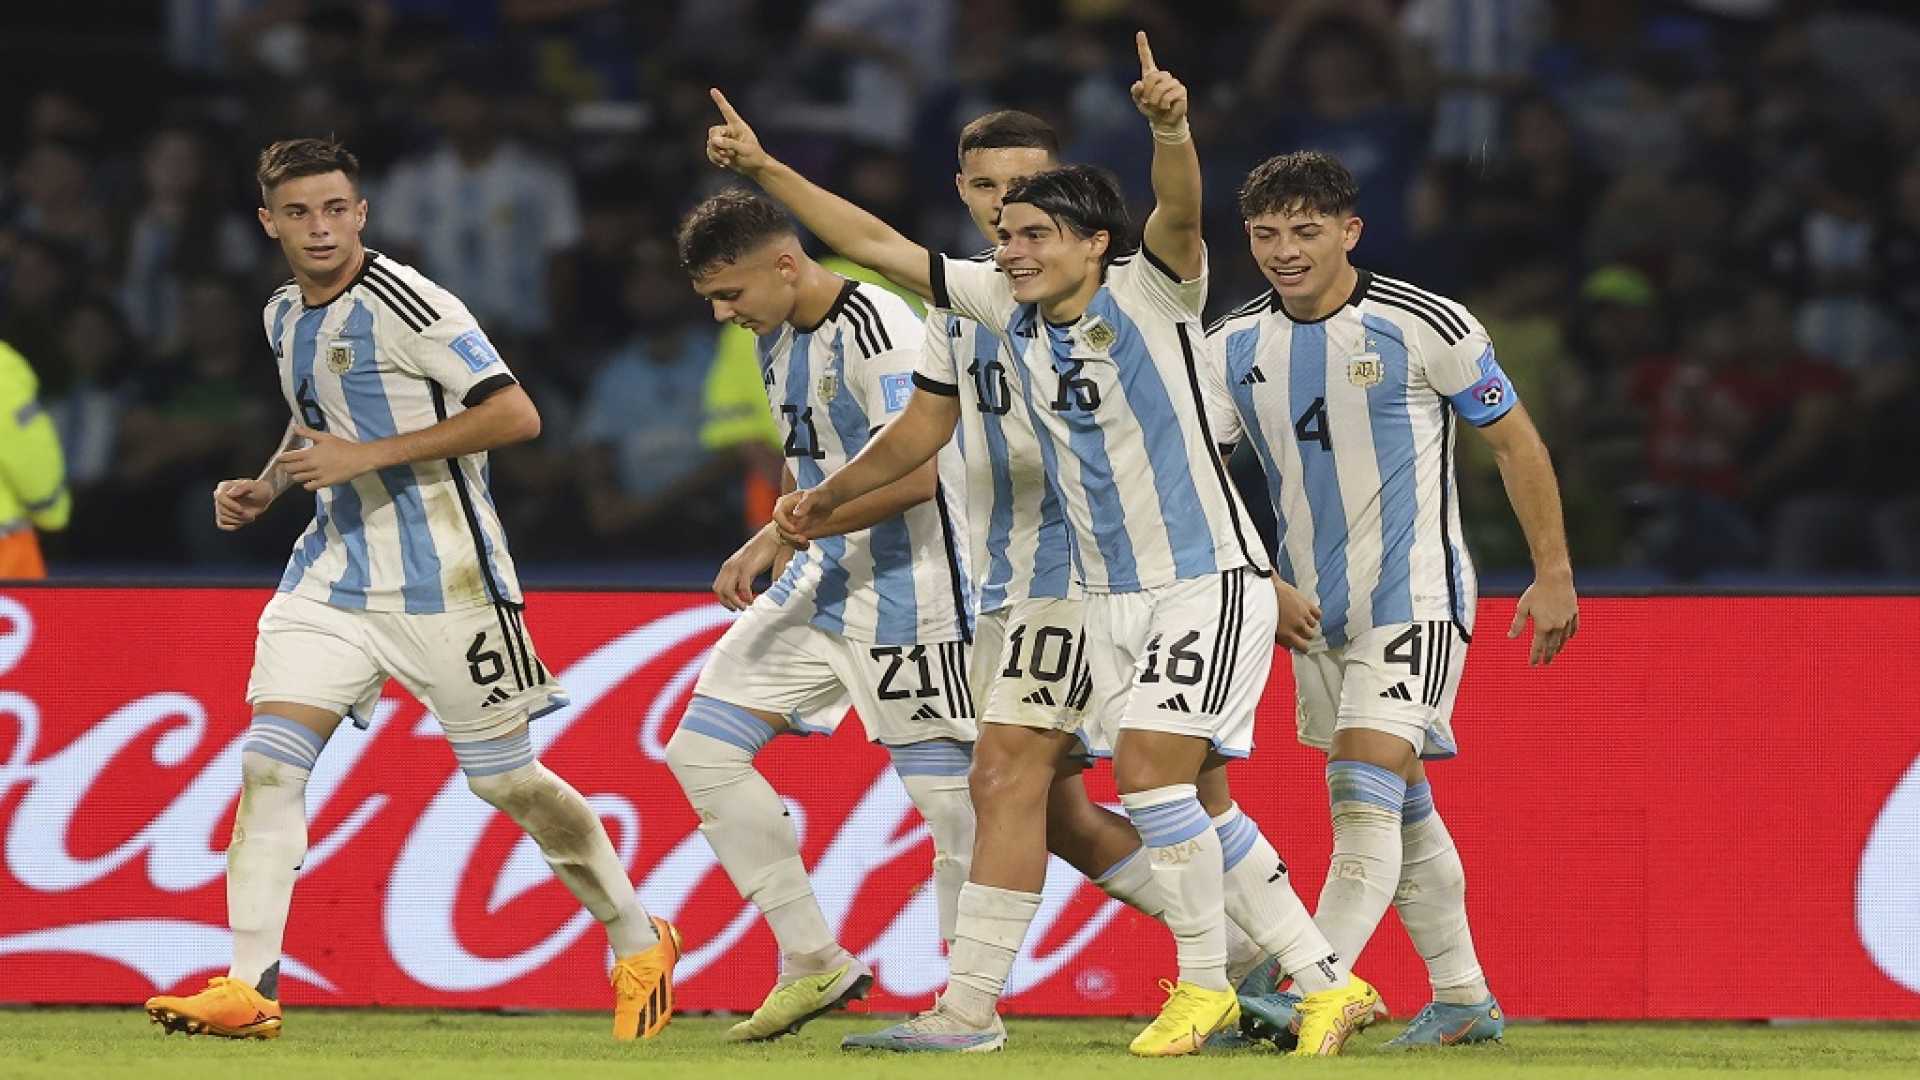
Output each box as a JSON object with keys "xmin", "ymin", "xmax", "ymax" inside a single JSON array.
[
  {"xmin": 793, "ymin": 277, "xmax": 858, "ymax": 334},
  {"xmin": 301, "ymin": 248, "xmax": 379, "ymax": 310},
  {"xmin": 1269, "ymin": 267, "xmax": 1371, "ymax": 325}
]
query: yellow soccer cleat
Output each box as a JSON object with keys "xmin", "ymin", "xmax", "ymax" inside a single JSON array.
[
  {"xmin": 726, "ymin": 956, "xmax": 874, "ymax": 1042},
  {"xmin": 612, "ymin": 917, "xmax": 683, "ymax": 1040},
  {"xmin": 1128, "ymin": 978, "xmax": 1241, "ymax": 1057},
  {"xmin": 145, "ymin": 976, "xmax": 282, "ymax": 1040},
  {"xmin": 1290, "ymin": 973, "xmax": 1382, "ymax": 1056}
]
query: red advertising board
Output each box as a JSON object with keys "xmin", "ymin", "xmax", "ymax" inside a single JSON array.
[{"xmin": 1, "ymin": 587, "xmax": 1917, "ymax": 1019}]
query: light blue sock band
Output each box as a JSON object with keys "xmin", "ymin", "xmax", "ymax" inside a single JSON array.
[
  {"xmin": 1327, "ymin": 760, "xmax": 1408, "ymax": 813},
  {"xmin": 244, "ymin": 714, "xmax": 326, "ymax": 772},
  {"xmin": 451, "ymin": 727, "xmax": 536, "ymax": 778},
  {"xmin": 1402, "ymin": 781, "xmax": 1436, "ymax": 825},
  {"xmin": 678, "ymin": 695, "xmax": 776, "ymax": 754},
  {"xmin": 1215, "ymin": 806, "xmax": 1262, "ymax": 871},
  {"xmin": 1125, "ymin": 794, "xmax": 1212, "ymax": 847},
  {"xmin": 888, "ymin": 738, "xmax": 973, "ymax": 777}
]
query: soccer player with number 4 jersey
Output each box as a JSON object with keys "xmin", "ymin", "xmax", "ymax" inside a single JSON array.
[
  {"xmin": 1202, "ymin": 150, "xmax": 1581, "ymax": 1049},
  {"xmin": 711, "ymin": 32, "xmax": 1377, "ymax": 1057},
  {"xmin": 145, "ymin": 138, "xmax": 679, "ymax": 1043}
]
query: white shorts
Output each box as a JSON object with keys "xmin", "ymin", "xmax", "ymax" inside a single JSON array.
[
  {"xmin": 694, "ymin": 602, "xmax": 976, "ymax": 746},
  {"xmin": 1083, "ymin": 567, "xmax": 1278, "ymax": 759},
  {"xmin": 247, "ymin": 591, "xmax": 567, "ymax": 744},
  {"xmin": 1292, "ymin": 620, "xmax": 1469, "ymax": 760},
  {"xmin": 971, "ymin": 599, "xmax": 1104, "ymax": 756}
]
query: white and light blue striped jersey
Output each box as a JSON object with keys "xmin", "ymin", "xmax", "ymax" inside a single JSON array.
[
  {"xmin": 911, "ymin": 256, "xmax": 1074, "ymax": 613},
  {"xmin": 930, "ymin": 249, "xmax": 1267, "ymax": 595},
  {"xmin": 761, "ymin": 278, "xmax": 972, "ymax": 644},
  {"xmin": 263, "ymin": 250, "xmax": 522, "ymax": 614},
  {"xmin": 1202, "ymin": 270, "xmax": 1518, "ymax": 647}
]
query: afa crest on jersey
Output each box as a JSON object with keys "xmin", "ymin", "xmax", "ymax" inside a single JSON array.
[
  {"xmin": 817, "ymin": 371, "xmax": 840, "ymax": 403},
  {"xmin": 1348, "ymin": 354, "xmax": 1383, "ymax": 388},
  {"xmin": 326, "ymin": 343, "xmax": 354, "ymax": 375}
]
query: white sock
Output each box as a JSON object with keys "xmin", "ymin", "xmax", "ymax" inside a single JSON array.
[
  {"xmin": 227, "ymin": 715, "xmax": 329, "ymax": 996},
  {"xmin": 666, "ymin": 701, "xmax": 840, "ymax": 969},
  {"xmin": 1092, "ymin": 846, "xmax": 1165, "ymax": 918},
  {"xmin": 1314, "ymin": 762, "xmax": 1406, "ymax": 975},
  {"xmin": 943, "ymin": 882, "xmax": 1041, "ymax": 1026},
  {"xmin": 1397, "ymin": 782, "xmax": 1490, "ymax": 1004},
  {"xmin": 1213, "ymin": 803, "xmax": 1345, "ymax": 994},
  {"xmin": 460, "ymin": 738, "xmax": 661, "ymax": 957},
  {"xmin": 1224, "ymin": 918, "xmax": 1266, "ymax": 988},
  {"xmin": 890, "ymin": 740, "xmax": 977, "ymax": 947},
  {"xmin": 227, "ymin": 751, "xmax": 310, "ymax": 994},
  {"xmin": 1121, "ymin": 784, "xmax": 1227, "ymax": 991}
]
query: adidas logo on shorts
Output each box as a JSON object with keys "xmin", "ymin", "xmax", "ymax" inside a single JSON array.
[
  {"xmin": 1379, "ymin": 684, "xmax": 1412, "ymax": 702},
  {"xmin": 1022, "ymin": 687, "xmax": 1056, "ymax": 707},
  {"xmin": 480, "ymin": 686, "xmax": 511, "ymax": 708},
  {"xmin": 911, "ymin": 703, "xmax": 944, "ymax": 722},
  {"xmin": 1156, "ymin": 694, "xmax": 1191, "ymax": 713}
]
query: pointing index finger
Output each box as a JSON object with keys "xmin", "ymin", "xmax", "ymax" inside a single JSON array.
[
  {"xmin": 1136, "ymin": 30, "xmax": 1157, "ymax": 74},
  {"xmin": 710, "ymin": 87, "xmax": 744, "ymax": 127}
]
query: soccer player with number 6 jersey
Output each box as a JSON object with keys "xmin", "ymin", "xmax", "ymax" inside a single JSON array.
[
  {"xmin": 145, "ymin": 137, "xmax": 679, "ymax": 1043},
  {"xmin": 1202, "ymin": 150, "xmax": 1581, "ymax": 1049}
]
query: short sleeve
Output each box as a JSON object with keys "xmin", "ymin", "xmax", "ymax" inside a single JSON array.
[
  {"xmin": 1196, "ymin": 326, "xmax": 1245, "ymax": 448},
  {"xmin": 912, "ymin": 312, "xmax": 961, "ymax": 396},
  {"xmin": 1423, "ymin": 313, "xmax": 1519, "ymax": 427},
  {"xmin": 929, "ymin": 253, "xmax": 1016, "ymax": 328},
  {"xmin": 1109, "ymin": 244, "xmax": 1208, "ymax": 323},
  {"xmin": 384, "ymin": 277, "xmax": 519, "ymax": 408}
]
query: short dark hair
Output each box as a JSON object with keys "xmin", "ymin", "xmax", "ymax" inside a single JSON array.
[
  {"xmin": 1237, "ymin": 151, "xmax": 1357, "ymax": 221},
  {"xmin": 957, "ymin": 110, "xmax": 1059, "ymax": 167},
  {"xmin": 256, "ymin": 137, "xmax": 360, "ymax": 203},
  {"xmin": 1002, "ymin": 165, "xmax": 1132, "ymax": 266},
  {"xmin": 676, "ymin": 188, "xmax": 797, "ymax": 276}
]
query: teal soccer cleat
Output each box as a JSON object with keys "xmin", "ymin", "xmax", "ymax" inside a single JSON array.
[
  {"xmin": 1381, "ymin": 997, "xmax": 1505, "ymax": 1049},
  {"xmin": 841, "ymin": 997, "xmax": 1007, "ymax": 1053}
]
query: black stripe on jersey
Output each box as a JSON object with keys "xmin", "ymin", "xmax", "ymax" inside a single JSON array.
[
  {"xmin": 937, "ymin": 642, "xmax": 958, "ymax": 718},
  {"xmin": 1374, "ymin": 276, "xmax": 1468, "ymax": 340},
  {"xmin": 928, "ymin": 252, "xmax": 952, "ymax": 309},
  {"xmin": 932, "ymin": 480, "xmax": 973, "ymax": 644},
  {"xmin": 913, "ymin": 372, "xmax": 960, "ymax": 396},
  {"xmin": 1371, "ymin": 281, "xmax": 1467, "ymax": 345},
  {"xmin": 432, "ymin": 378, "xmax": 529, "ymax": 689},
  {"xmin": 1139, "ymin": 244, "xmax": 1181, "ymax": 283},
  {"xmin": 367, "ymin": 260, "xmax": 441, "ymax": 326},
  {"xmin": 1435, "ymin": 405, "xmax": 1471, "ymax": 642},
  {"xmin": 841, "ymin": 296, "xmax": 876, "ymax": 356},
  {"xmin": 362, "ymin": 274, "xmax": 428, "ymax": 333},
  {"xmin": 1369, "ymin": 292, "xmax": 1461, "ymax": 347},
  {"xmin": 1175, "ymin": 324, "xmax": 1271, "ymax": 578},
  {"xmin": 463, "ymin": 373, "xmax": 518, "ymax": 409},
  {"xmin": 847, "ymin": 290, "xmax": 893, "ymax": 351},
  {"xmin": 1206, "ymin": 293, "xmax": 1272, "ymax": 337},
  {"xmin": 1420, "ymin": 622, "xmax": 1441, "ymax": 708}
]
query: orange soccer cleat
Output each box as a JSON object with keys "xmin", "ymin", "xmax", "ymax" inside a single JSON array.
[{"xmin": 145, "ymin": 976, "xmax": 282, "ymax": 1039}]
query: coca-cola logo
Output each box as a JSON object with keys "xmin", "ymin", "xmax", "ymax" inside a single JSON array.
[{"xmin": 0, "ymin": 593, "xmax": 1124, "ymax": 1002}]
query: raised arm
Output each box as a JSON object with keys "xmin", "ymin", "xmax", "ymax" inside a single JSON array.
[
  {"xmin": 1132, "ymin": 32, "xmax": 1203, "ymax": 279},
  {"xmin": 707, "ymin": 89, "xmax": 934, "ymax": 300}
]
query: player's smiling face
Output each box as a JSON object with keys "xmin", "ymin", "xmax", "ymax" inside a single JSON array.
[
  {"xmin": 258, "ymin": 170, "xmax": 366, "ymax": 281},
  {"xmin": 1246, "ymin": 206, "xmax": 1361, "ymax": 304},
  {"xmin": 955, "ymin": 147, "xmax": 1054, "ymax": 245},
  {"xmin": 995, "ymin": 202, "xmax": 1105, "ymax": 308},
  {"xmin": 690, "ymin": 243, "xmax": 797, "ymax": 336}
]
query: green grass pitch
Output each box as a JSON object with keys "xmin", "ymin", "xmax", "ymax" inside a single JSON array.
[{"xmin": 3, "ymin": 1008, "xmax": 1917, "ymax": 1078}]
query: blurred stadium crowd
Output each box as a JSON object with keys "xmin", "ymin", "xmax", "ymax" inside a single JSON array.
[{"xmin": 2, "ymin": 0, "xmax": 1916, "ymax": 583}]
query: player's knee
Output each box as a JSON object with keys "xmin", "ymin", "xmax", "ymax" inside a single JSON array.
[
  {"xmin": 665, "ymin": 697, "xmax": 773, "ymax": 790},
  {"xmin": 240, "ymin": 714, "xmax": 327, "ymax": 786},
  {"xmin": 966, "ymin": 739, "xmax": 1043, "ymax": 810},
  {"xmin": 452, "ymin": 726, "xmax": 540, "ymax": 809}
]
